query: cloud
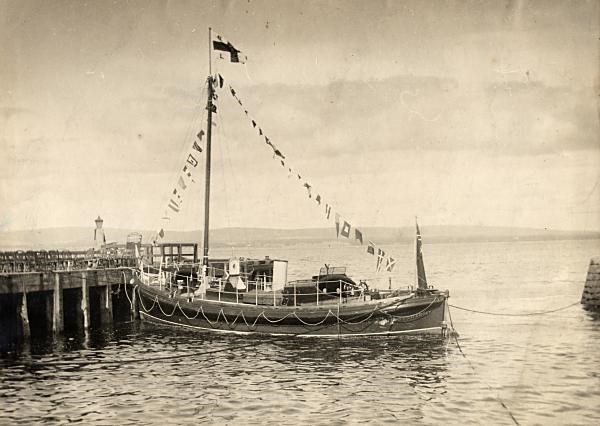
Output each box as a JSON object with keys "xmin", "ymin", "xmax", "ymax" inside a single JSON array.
[{"xmin": 221, "ymin": 75, "xmax": 598, "ymax": 161}]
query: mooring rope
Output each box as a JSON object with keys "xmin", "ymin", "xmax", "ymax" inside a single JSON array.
[
  {"xmin": 449, "ymin": 301, "xmax": 580, "ymax": 317},
  {"xmin": 447, "ymin": 307, "xmax": 519, "ymax": 425}
]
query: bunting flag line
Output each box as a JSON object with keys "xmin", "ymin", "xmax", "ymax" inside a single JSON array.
[
  {"xmin": 168, "ymin": 199, "xmax": 180, "ymax": 213},
  {"xmin": 376, "ymin": 248, "xmax": 386, "ymax": 272},
  {"xmin": 355, "ymin": 228, "xmax": 363, "ymax": 245},
  {"xmin": 187, "ymin": 154, "xmax": 199, "ymax": 167},
  {"xmin": 225, "ymin": 81, "xmax": 402, "ymax": 273},
  {"xmin": 303, "ymin": 182, "xmax": 312, "ymax": 198},
  {"xmin": 386, "ymin": 257, "xmax": 396, "ymax": 272},
  {"xmin": 172, "ymin": 189, "xmax": 182, "ymax": 202},
  {"xmin": 340, "ymin": 221, "xmax": 351, "ymax": 238},
  {"xmin": 367, "ymin": 240, "xmax": 375, "ymax": 255}
]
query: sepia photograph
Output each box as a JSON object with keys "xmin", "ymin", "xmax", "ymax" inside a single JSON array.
[{"xmin": 1, "ymin": 0, "xmax": 599, "ymax": 424}]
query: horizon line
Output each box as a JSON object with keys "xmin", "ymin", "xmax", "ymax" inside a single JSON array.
[{"xmin": 2, "ymin": 224, "xmax": 600, "ymax": 234}]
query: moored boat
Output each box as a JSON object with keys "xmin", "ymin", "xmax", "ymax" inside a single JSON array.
[{"xmin": 131, "ymin": 29, "xmax": 449, "ymax": 338}]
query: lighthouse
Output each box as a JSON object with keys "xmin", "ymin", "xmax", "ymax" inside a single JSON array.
[{"xmin": 94, "ymin": 216, "xmax": 106, "ymax": 251}]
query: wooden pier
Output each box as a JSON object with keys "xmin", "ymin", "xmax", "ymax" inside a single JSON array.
[{"xmin": 0, "ymin": 268, "xmax": 137, "ymax": 345}]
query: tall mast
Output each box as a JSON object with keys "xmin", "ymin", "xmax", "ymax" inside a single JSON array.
[{"xmin": 203, "ymin": 28, "xmax": 214, "ymax": 268}]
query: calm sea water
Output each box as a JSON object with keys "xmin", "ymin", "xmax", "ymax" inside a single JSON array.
[{"xmin": 1, "ymin": 239, "xmax": 599, "ymax": 425}]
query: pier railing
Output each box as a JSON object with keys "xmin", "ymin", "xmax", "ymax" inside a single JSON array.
[{"xmin": 0, "ymin": 250, "xmax": 138, "ymax": 274}]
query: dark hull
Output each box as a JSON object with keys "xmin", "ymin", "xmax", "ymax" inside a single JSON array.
[{"xmin": 135, "ymin": 281, "xmax": 449, "ymax": 338}]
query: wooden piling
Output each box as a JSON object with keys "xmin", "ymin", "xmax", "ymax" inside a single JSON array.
[
  {"xmin": 53, "ymin": 272, "xmax": 63, "ymax": 334},
  {"xmin": 105, "ymin": 270, "xmax": 113, "ymax": 321},
  {"xmin": 581, "ymin": 257, "xmax": 600, "ymax": 311},
  {"xmin": 98, "ymin": 272, "xmax": 113, "ymax": 324},
  {"xmin": 19, "ymin": 292, "xmax": 30, "ymax": 338},
  {"xmin": 131, "ymin": 285, "xmax": 139, "ymax": 319},
  {"xmin": 45, "ymin": 291, "xmax": 53, "ymax": 330},
  {"xmin": 81, "ymin": 271, "xmax": 90, "ymax": 329}
]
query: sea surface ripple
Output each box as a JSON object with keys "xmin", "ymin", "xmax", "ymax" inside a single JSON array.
[{"xmin": 1, "ymin": 239, "xmax": 599, "ymax": 425}]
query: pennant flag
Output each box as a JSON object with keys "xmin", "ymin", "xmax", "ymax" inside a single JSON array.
[
  {"xmin": 158, "ymin": 228, "xmax": 165, "ymax": 239},
  {"xmin": 259, "ymin": 128, "xmax": 263, "ymax": 136},
  {"xmin": 335, "ymin": 213, "xmax": 341, "ymax": 237},
  {"xmin": 168, "ymin": 199, "xmax": 180, "ymax": 212},
  {"xmin": 281, "ymin": 160, "xmax": 285, "ymax": 167},
  {"xmin": 178, "ymin": 176, "xmax": 187, "ymax": 190},
  {"xmin": 355, "ymin": 229, "xmax": 363, "ymax": 245},
  {"xmin": 273, "ymin": 149, "xmax": 285, "ymax": 159},
  {"xmin": 297, "ymin": 174, "xmax": 302, "ymax": 180},
  {"xmin": 238, "ymin": 99, "xmax": 243, "ymax": 106},
  {"xmin": 230, "ymin": 87, "xmax": 236, "ymax": 97},
  {"xmin": 315, "ymin": 194, "xmax": 321, "ymax": 205},
  {"xmin": 386, "ymin": 257, "xmax": 396, "ymax": 272},
  {"xmin": 416, "ymin": 218, "xmax": 428, "ymax": 289},
  {"xmin": 265, "ymin": 137, "xmax": 272, "ymax": 146},
  {"xmin": 192, "ymin": 141, "xmax": 203, "ymax": 153},
  {"xmin": 252, "ymin": 120, "xmax": 256, "ymax": 128},
  {"xmin": 367, "ymin": 240, "xmax": 375, "ymax": 255},
  {"xmin": 218, "ymin": 73, "xmax": 224, "ymax": 88},
  {"xmin": 244, "ymin": 110, "xmax": 248, "ymax": 115},
  {"xmin": 376, "ymin": 248, "xmax": 386, "ymax": 272},
  {"xmin": 212, "ymin": 40, "xmax": 244, "ymax": 63},
  {"xmin": 187, "ymin": 154, "xmax": 198, "ymax": 167},
  {"xmin": 326, "ymin": 205, "xmax": 331, "ymax": 220},
  {"xmin": 340, "ymin": 221, "xmax": 351, "ymax": 238},
  {"xmin": 197, "ymin": 130, "xmax": 205, "ymax": 141}
]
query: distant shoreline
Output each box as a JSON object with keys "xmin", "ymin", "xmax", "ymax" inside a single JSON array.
[{"xmin": 1, "ymin": 226, "xmax": 599, "ymax": 251}]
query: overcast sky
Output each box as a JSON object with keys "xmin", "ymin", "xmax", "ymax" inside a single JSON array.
[{"xmin": 1, "ymin": 0, "xmax": 598, "ymax": 233}]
